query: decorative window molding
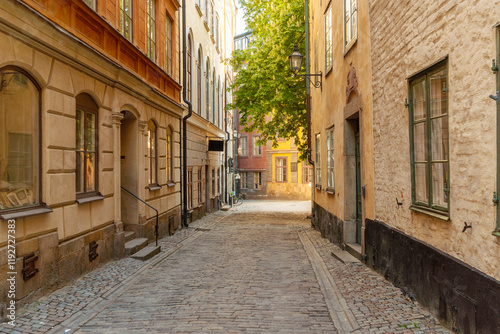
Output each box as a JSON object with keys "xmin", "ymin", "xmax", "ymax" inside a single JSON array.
[
  {"xmin": 166, "ymin": 125, "xmax": 173, "ymax": 183},
  {"xmin": 315, "ymin": 133, "xmax": 321, "ymax": 187},
  {"xmin": 166, "ymin": 13, "xmax": 173, "ymax": 76},
  {"xmin": 326, "ymin": 128, "xmax": 335, "ymax": 191},
  {"xmin": 147, "ymin": 120, "xmax": 159, "ymax": 187}
]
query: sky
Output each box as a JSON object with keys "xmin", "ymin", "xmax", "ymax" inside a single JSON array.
[{"xmin": 235, "ymin": 0, "xmax": 247, "ymax": 35}]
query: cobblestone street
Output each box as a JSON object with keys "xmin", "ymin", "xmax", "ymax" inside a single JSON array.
[{"xmin": 1, "ymin": 201, "xmax": 450, "ymax": 333}]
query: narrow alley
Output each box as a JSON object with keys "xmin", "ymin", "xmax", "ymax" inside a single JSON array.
[{"xmin": 2, "ymin": 201, "xmax": 449, "ymax": 334}]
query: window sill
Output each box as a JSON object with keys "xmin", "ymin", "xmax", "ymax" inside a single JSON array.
[
  {"xmin": 166, "ymin": 181, "xmax": 176, "ymax": 187},
  {"xmin": 195, "ymin": 4, "xmax": 203, "ymax": 17},
  {"xmin": 492, "ymin": 228, "xmax": 500, "ymax": 237},
  {"xmin": 410, "ymin": 205, "xmax": 449, "ymax": 221},
  {"xmin": 210, "ymin": 35, "xmax": 215, "ymax": 44},
  {"xmin": 204, "ymin": 21, "xmax": 210, "ymax": 32},
  {"xmin": 216, "ymin": 46, "xmax": 220, "ymax": 54},
  {"xmin": 344, "ymin": 37, "xmax": 357, "ymax": 57},
  {"xmin": 326, "ymin": 187, "xmax": 335, "ymax": 195},
  {"xmin": 76, "ymin": 194, "xmax": 105, "ymax": 205},
  {"xmin": 148, "ymin": 184, "xmax": 162, "ymax": 191},
  {"xmin": 0, "ymin": 204, "xmax": 53, "ymax": 220},
  {"xmin": 315, "ymin": 184, "xmax": 322, "ymax": 190}
]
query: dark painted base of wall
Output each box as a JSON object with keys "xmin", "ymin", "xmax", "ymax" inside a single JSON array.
[
  {"xmin": 365, "ymin": 219, "xmax": 500, "ymax": 333},
  {"xmin": 312, "ymin": 201, "xmax": 343, "ymax": 246}
]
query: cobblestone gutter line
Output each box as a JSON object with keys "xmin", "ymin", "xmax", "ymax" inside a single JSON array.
[
  {"xmin": 299, "ymin": 231, "xmax": 360, "ymax": 333},
  {"xmin": 304, "ymin": 228, "xmax": 451, "ymax": 334},
  {"xmin": 0, "ymin": 211, "xmax": 230, "ymax": 334}
]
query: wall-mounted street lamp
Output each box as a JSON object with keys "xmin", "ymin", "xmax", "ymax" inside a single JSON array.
[{"xmin": 288, "ymin": 43, "xmax": 322, "ymax": 90}]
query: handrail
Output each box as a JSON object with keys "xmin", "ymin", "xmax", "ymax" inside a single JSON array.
[{"xmin": 121, "ymin": 186, "xmax": 158, "ymax": 247}]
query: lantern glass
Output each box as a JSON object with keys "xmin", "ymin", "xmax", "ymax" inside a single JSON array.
[{"xmin": 289, "ymin": 44, "xmax": 303, "ymax": 73}]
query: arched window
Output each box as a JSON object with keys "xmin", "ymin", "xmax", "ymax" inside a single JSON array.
[
  {"xmin": 0, "ymin": 68, "xmax": 41, "ymax": 213},
  {"xmin": 148, "ymin": 120, "xmax": 158, "ymax": 186},
  {"xmin": 166, "ymin": 125, "xmax": 173, "ymax": 183},
  {"xmin": 216, "ymin": 77, "xmax": 220, "ymax": 127},
  {"xmin": 76, "ymin": 93, "xmax": 99, "ymax": 198},
  {"xmin": 205, "ymin": 58, "xmax": 210, "ymax": 120},
  {"xmin": 197, "ymin": 48, "xmax": 202, "ymax": 115},
  {"xmin": 212, "ymin": 69, "xmax": 215, "ymax": 124},
  {"xmin": 187, "ymin": 34, "xmax": 193, "ymax": 101}
]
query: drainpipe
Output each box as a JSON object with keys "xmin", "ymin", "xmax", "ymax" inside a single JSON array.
[
  {"xmin": 305, "ymin": 0, "xmax": 315, "ymax": 225},
  {"xmin": 182, "ymin": 0, "xmax": 193, "ymax": 228},
  {"xmin": 305, "ymin": 0, "xmax": 313, "ymax": 167},
  {"xmin": 224, "ymin": 78, "xmax": 230, "ymax": 204}
]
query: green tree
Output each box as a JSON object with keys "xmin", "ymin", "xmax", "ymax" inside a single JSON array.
[{"xmin": 227, "ymin": 0, "xmax": 307, "ymax": 160}]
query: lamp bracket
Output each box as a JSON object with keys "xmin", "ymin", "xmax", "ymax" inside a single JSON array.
[{"xmin": 294, "ymin": 72, "xmax": 322, "ymax": 91}]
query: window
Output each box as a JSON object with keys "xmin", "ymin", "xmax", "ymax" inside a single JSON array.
[
  {"xmin": 212, "ymin": 70, "xmax": 215, "ymax": 123},
  {"xmin": 165, "ymin": 14, "xmax": 173, "ymax": 76},
  {"xmin": 216, "ymin": 16, "xmax": 220, "ymax": 48},
  {"xmin": 76, "ymin": 94, "xmax": 98, "ymax": 198},
  {"xmin": 197, "ymin": 48, "xmax": 202, "ymax": 114},
  {"xmin": 0, "ymin": 69, "xmax": 41, "ymax": 213},
  {"xmin": 206, "ymin": 58, "xmax": 210, "ymax": 119},
  {"xmin": 325, "ymin": 4, "xmax": 333, "ymax": 72},
  {"xmin": 147, "ymin": 120, "xmax": 158, "ymax": 186},
  {"xmin": 187, "ymin": 167, "xmax": 193, "ymax": 209},
  {"xmin": 146, "ymin": 0, "xmax": 156, "ymax": 61},
  {"xmin": 211, "ymin": 168, "xmax": 215, "ymax": 197},
  {"xmin": 217, "ymin": 168, "xmax": 220, "ymax": 194},
  {"xmin": 344, "ymin": 0, "xmax": 357, "ymax": 49},
  {"xmin": 315, "ymin": 134, "xmax": 321, "ymax": 186},
  {"xmin": 254, "ymin": 172, "xmax": 262, "ymax": 189},
  {"xmin": 276, "ymin": 157, "xmax": 288, "ymax": 183},
  {"xmin": 239, "ymin": 136, "xmax": 248, "ymax": 156},
  {"xmin": 210, "ymin": 2, "xmax": 214, "ymax": 33},
  {"xmin": 409, "ymin": 60, "xmax": 449, "ymax": 216},
  {"xmin": 187, "ymin": 34, "xmax": 192, "ymax": 101},
  {"xmin": 204, "ymin": 0, "xmax": 209, "ymax": 24},
  {"xmin": 120, "ymin": 0, "xmax": 133, "ymax": 41},
  {"xmin": 217, "ymin": 79, "xmax": 221, "ymax": 127},
  {"xmin": 327, "ymin": 129, "xmax": 334, "ymax": 190},
  {"xmin": 166, "ymin": 126, "xmax": 173, "ymax": 183},
  {"xmin": 197, "ymin": 168, "xmax": 203, "ymax": 204},
  {"xmin": 83, "ymin": 0, "xmax": 97, "ymax": 10},
  {"xmin": 252, "ymin": 135, "xmax": 262, "ymax": 156},
  {"xmin": 240, "ymin": 172, "xmax": 248, "ymax": 189},
  {"xmin": 302, "ymin": 161, "xmax": 313, "ymax": 183}
]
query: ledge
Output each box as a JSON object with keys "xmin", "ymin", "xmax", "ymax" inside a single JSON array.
[
  {"xmin": 76, "ymin": 194, "xmax": 105, "ymax": 204},
  {"xmin": 0, "ymin": 204, "xmax": 53, "ymax": 220},
  {"xmin": 315, "ymin": 184, "xmax": 322, "ymax": 191},
  {"xmin": 326, "ymin": 187, "xmax": 335, "ymax": 195},
  {"xmin": 166, "ymin": 181, "xmax": 176, "ymax": 187},
  {"xmin": 148, "ymin": 184, "xmax": 162, "ymax": 191},
  {"xmin": 492, "ymin": 228, "xmax": 500, "ymax": 237},
  {"xmin": 410, "ymin": 205, "xmax": 450, "ymax": 221},
  {"xmin": 204, "ymin": 21, "xmax": 210, "ymax": 32},
  {"xmin": 195, "ymin": 4, "xmax": 203, "ymax": 17}
]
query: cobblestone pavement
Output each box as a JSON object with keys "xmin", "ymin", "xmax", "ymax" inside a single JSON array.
[{"xmin": 1, "ymin": 200, "xmax": 450, "ymax": 334}]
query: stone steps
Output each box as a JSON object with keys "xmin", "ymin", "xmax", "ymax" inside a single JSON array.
[
  {"xmin": 124, "ymin": 238, "xmax": 148, "ymax": 257},
  {"xmin": 131, "ymin": 245, "xmax": 161, "ymax": 261},
  {"xmin": 124, "ymin": 231, "xmax": 136, "ymax": 243}
]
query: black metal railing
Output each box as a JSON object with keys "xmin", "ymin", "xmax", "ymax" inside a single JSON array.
[{"xmin": 121, "ymin": 186, "xmax": 159, "ymax": 247}]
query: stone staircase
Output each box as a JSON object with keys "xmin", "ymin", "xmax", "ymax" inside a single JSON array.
[
  {"xmin": 124, "ymin": 230, "xmax": 161, "ymax": 261},
  {"xmin": 124, "ymin": 231, "xmax": 148, "ymax": 256}
]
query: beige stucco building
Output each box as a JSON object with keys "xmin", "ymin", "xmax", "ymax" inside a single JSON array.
[
  {"xmin": 183, "ymin": 0, "xmax": 236, "ymax": 221},
  {"xmin": 0, "ymin": 0, "xmax": 235, "ymax": 320},
  {"xmin": 309, "ymin": 0, "xmax": 374, "ymax": 257}
]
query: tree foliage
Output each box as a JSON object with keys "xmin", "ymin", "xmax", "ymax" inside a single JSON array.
[{"xmin": 227, "ymin": 0, "xmax": 307, "ymax": 160}]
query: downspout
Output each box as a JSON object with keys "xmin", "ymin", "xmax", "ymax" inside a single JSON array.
[
  {"xmin": 224, "ymin": 78, "xmax": 230, "ymax": 204},
  {"xmin": 182, "ymin": 0, "xmax": 193, "ymax": 228},
  {"xmin": 305, "ymin": 0, "xmax": 313, "ymax": 167},
  {"xmin": 305, "ymin": 0, "xmax": 315, "ymax": 225}
]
